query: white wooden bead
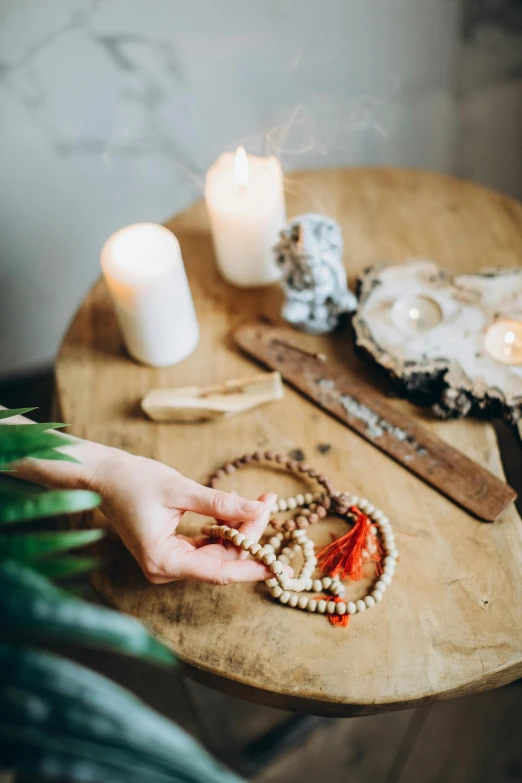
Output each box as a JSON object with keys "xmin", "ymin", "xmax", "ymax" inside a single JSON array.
[
  {"xmin": 350, "ymin": 496, "xmax": 359, "ymax": 505},
  {"xmin": 373, "ymin": 510, "xmax": 384, "ymax": 521},
  {"xmin": 225, "ymin": 528, "xmax": 236, "ymax": 540},
  {"xmin": 313, "ymin": 579, "xmax": 323, "ymax": 592},
  {"xmin": 292, "ymin": 530, "xmax": 306, "ymax": 540},
  {"xmin": 278, "ymin": 498, "xmax": 288, "ymax": 512},
  {"xmin": 263, "ymin": 544, "xmax": 275, "ymax": 554},
  {"xmin": 381, "ymin": 573, "xmax": 392, "ymax": 585},
  {"xmin": 241, "ymin": 537, "xmax": 253, "ymax": 551},
  {"xmin": 364, "ymin": 595, "xmax": 375, "ymax": 608},
  {"xmin": 305, "ymin": 578, "xmax": 314, "ymax": 591},
  {"xmin": 256, "ymin": 547, "xmax": 268, "ymax": 560},
  {"xmin": 249, "ymin": 543, "xmax": 261, "ymax": 555},
  {"xmin": 287, "ymin": 497, "xmax": 297, "ymax": 510},
  {"xmin": 280, "ymin": 591, "xmax": 291, "ymax": 604},
  {"xmin": 332, "ymin": 584, "xmax": 345, "ymax": 596},
  {"xmin": 370, "ymin": 525, "xmax": 378, "ymax": 535},
  {"xmin": 347, "ymin": 602, "xmax": 357, "ymax": 615},
  {"xmin": 233, "ymin": 532, "xmax": 246, "ymax": 546},
  {"xmin": 383, "ymin": 556, "xmax": 395, "ymax": 565},
  {"xmin": 383, "ymin": 563, "xmax": 395, "ymax": 575},
  {"xmin": 270, "ymin": 561, "xmax": 284, "ymax": 575},
  {"xmin": 298, "ymin": 595, "xmax": 309, "ymax": 609},
  {"xmin": 289, "ymin": 594, "xmax": 299, "ymax": 608},
  {"xmin": 271, "ymin": 586, "xmax": 283, "ymax": 598},
  {"xmin": 266, "ymin": 577, "xmax": 278, "ymax": 587},
  {"xmin": 326, "ymin": 601, "xmax": 336, "ymax": 614},
  {"xmin": 276, "ymin": 532, "xmax": 284, "ymax": 540},
  {"xmin": 304, "ymin": 492, "xmax": 313, "ymax": 504},
  {"xmin": 317, "ymin": 599, "xmax": 327, "ymax": 614},
  {"xmin": 356, "ymin": 600, "xmax": 366, "ymax": 612},
  {"xmin": 279, "ymin": 555, "xmax": 289, "ymax": 565},
  {"xmin": 281, "ymin": 547, "xmax": 293, "ymax": 557},
  {"xmin": 336, "ymin": 601, "xmax": 347, "ymax": 615},
  {"xmin": 262, "ymin": 552, "xmax": 276, "ymax": 566},
  {"xmin": 375, "ymin": 580, "xmax": 386, "ymax": 593},
  {"xmin": 307, "ymin": 599, "xmax": 317, "ymax": 612},
  {"xmin": 372, "ymin": 590, "xmax": 383, "ymax": 602},
  {"xmin": 296, "ymin": 493, "xmax": 305, "ymax": 506},
  {"xmin": 322, "ymin": 577, "xmax": 332, "ymax": 589}
]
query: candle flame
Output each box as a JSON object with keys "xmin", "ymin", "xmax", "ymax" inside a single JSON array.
[
  {"xmin": 234, "ymin": 146, "xmax": 249, "ymax": 188},
  {"xmin": 504, "ymin": 330, "xmax": 516, "ymax": 345}
]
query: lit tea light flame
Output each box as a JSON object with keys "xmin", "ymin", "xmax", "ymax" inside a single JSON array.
[
  {"xmin": 234, "ymin": 146, "xmax": 249, "ymax": 189},
  {"xmin": 485, "ymin": 319, "xmax": 522, "ymax": 365}
]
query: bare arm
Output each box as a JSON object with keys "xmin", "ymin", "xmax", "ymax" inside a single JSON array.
[{"xmin": 0, "ymin": 406, "xmax": 289, "ymax": 585}]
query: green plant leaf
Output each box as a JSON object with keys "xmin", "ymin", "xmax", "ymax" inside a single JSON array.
[
  {"xmin": 0, "ymin": 408, "xmax": 37, "ymax": 420},
  {"xmin": 0, "ymin": 423, "xmax": 77, "ymax": 468},
  {"xmin": 1, "ymin": 560, "xmax": 175, "ymax": 665},
  {"xmin": 0, "ymin": 644, "xmax": 242, "ymax": 783},
  {"xmin": 25, "ymin": 555, "xmax": 101, "ymax": 579},
  {"xmin": 0, "ymin": 529, "xmax": 104, "ymax": 561},
  {"xmin": 0, "ymin": 476, "xmax": 100, "ymax": 524},
  {"xmin": 24, "ymin": 446, "xmax": 81, "ymax": 463}
]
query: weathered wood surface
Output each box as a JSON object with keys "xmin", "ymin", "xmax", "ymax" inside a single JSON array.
[
  {"xmin": 55, "ymin": 168, "xmax": 522, "ymax": 716},
  {"xmin": 234, "ymin": 321, "xmax": 516, "ymax": 522}
]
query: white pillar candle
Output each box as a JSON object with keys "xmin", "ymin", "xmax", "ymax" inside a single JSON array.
[
  {"xmin": 101, "ymin": 223, "xmax": 199, "ymax": 367},
  {"xmin": 204, "ymin": 147, "xmax": 286, "ymax": 287}
]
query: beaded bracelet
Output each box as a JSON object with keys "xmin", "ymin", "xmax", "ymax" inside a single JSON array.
[{"xmin": 206, "ymin": 452, "xmax": 398, "ymax": 628}]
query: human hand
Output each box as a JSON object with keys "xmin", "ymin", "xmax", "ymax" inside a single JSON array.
[{"xmin": 89, "ymin": 448, "xmax": 293, "ymax": 585}]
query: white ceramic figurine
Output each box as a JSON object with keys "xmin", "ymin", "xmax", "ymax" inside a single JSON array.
[{"xmin": 274, "ymin": 213, "xmax": 357, "ymax": 334}]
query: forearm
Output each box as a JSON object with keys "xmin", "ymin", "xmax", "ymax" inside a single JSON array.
[{"xmin": 0, "ymin": 404, "xmax": 117, "ymax": 492}]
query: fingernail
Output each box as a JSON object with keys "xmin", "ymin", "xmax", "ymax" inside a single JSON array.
[{"xmin": 240, "ymin": 499, "xmax": 264, "ymax": 514}]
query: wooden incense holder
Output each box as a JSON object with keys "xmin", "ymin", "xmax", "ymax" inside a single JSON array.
[{"xmin": 234, "ymin": 321, "xmax": 516, "ymax": 522}]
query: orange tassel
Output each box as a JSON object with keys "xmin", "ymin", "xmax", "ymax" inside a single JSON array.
[
  {"xmin": 325, "ymin": 596, "xmax": 350, "ymax": 628},
  {"xmin": 317, "ymin": 505, "xmax": 382, "ymax": 582}
]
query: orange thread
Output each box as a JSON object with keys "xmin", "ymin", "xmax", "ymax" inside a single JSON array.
[
  {"xmin": 317, "ymin": 505, "xmax": 382, "ymax": 581},
  {"xmin": 321, "ymin": 595, "xmax": 350, "ymax": 628}
]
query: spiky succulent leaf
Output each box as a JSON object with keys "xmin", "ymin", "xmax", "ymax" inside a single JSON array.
[
  {"xmin": 1, "ymin": 560, "xmax": 175, "ymax": 665},
  {"xmin": 0, "ymin": 529, "xmax": 104, "ymax": 561},
  {"xmin": 0, "ymin": 408, "xmax": 38, "ymax": 420},
  {"xmin": 0, "ymin": 644, "xmax": 241, "ymax": 783},
  {"xmin": 0, "ymin": 476, "xmax": 100, "ymax": 524}
]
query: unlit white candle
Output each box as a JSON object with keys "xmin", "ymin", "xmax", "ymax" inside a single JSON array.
[
  {"xmin": 205, "ymin": 148, "xmax": 286, "ymax": 287},
  {"xmin": 101, "ymin": 223, "xmax": 199, "ymax": 367}
]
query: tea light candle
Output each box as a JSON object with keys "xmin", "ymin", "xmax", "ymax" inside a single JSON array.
[
  {"xmin": 391, "ymin": 295, "xmax": 442, "ymax": 334},
  {"xmin": 484, "ymin": 318, "xmax": 522, "ymax": 365},
  {"xmin": 101, "ymin": 223, "xmax": 199, "ymax": 367},
  {"xmin": 204, "ymin": 147, "xmax": 286, "ymax": 287}
]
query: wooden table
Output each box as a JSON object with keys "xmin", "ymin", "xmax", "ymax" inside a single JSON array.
[{"xmin": 56, "ymin": 168, "xmax": 522, "ymax": 717}]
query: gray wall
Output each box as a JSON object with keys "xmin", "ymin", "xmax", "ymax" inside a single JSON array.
[{"xmin": 1, "ymin": 0, "xmax": 521, "ymax": 377}]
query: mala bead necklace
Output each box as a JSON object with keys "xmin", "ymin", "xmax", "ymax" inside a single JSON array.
[
  {"xmin": 206, "ymin": 451, "xmax": 398, "ymax": 628},
  {"xmin": 208, "ymin": 450, "xmax": 351, "ymax": 532}
]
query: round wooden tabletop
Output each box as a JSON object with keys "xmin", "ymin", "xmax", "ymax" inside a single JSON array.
[{"xmin": 56, "ymin": 168, "xmax": 522, "ymax": 716}]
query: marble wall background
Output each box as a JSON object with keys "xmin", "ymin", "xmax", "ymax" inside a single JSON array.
[{"xmin": 0, "ymin": 0, "xmax": 521, "ymax": 376}]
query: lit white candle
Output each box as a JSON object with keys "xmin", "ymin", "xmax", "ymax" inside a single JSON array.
[
  {"xmin": 484, "ymin": 318, "xmax": 522, "ymax": 365},
  {"xmin": 205, "ymin": 147, "xmax": 286, "ymax": 287},
  {"xmin": 101, "ymin": 223, "xmax": 199, "ymax": 367}
]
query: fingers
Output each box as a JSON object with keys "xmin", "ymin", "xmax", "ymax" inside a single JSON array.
[
  {"xmin": 176, "ymin": 478, "xmax": 264, "ymax": 523},
  {"xmin": 238, "ymin": 492, "xmax": 275, "ymax": 542},
  {"xmin": 200, "ymin": 491, "xmax": 275, "ymax": 545},
  {"xmin": 178, "ymin": 549, "xmax": 273, "ymax": 584}
]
